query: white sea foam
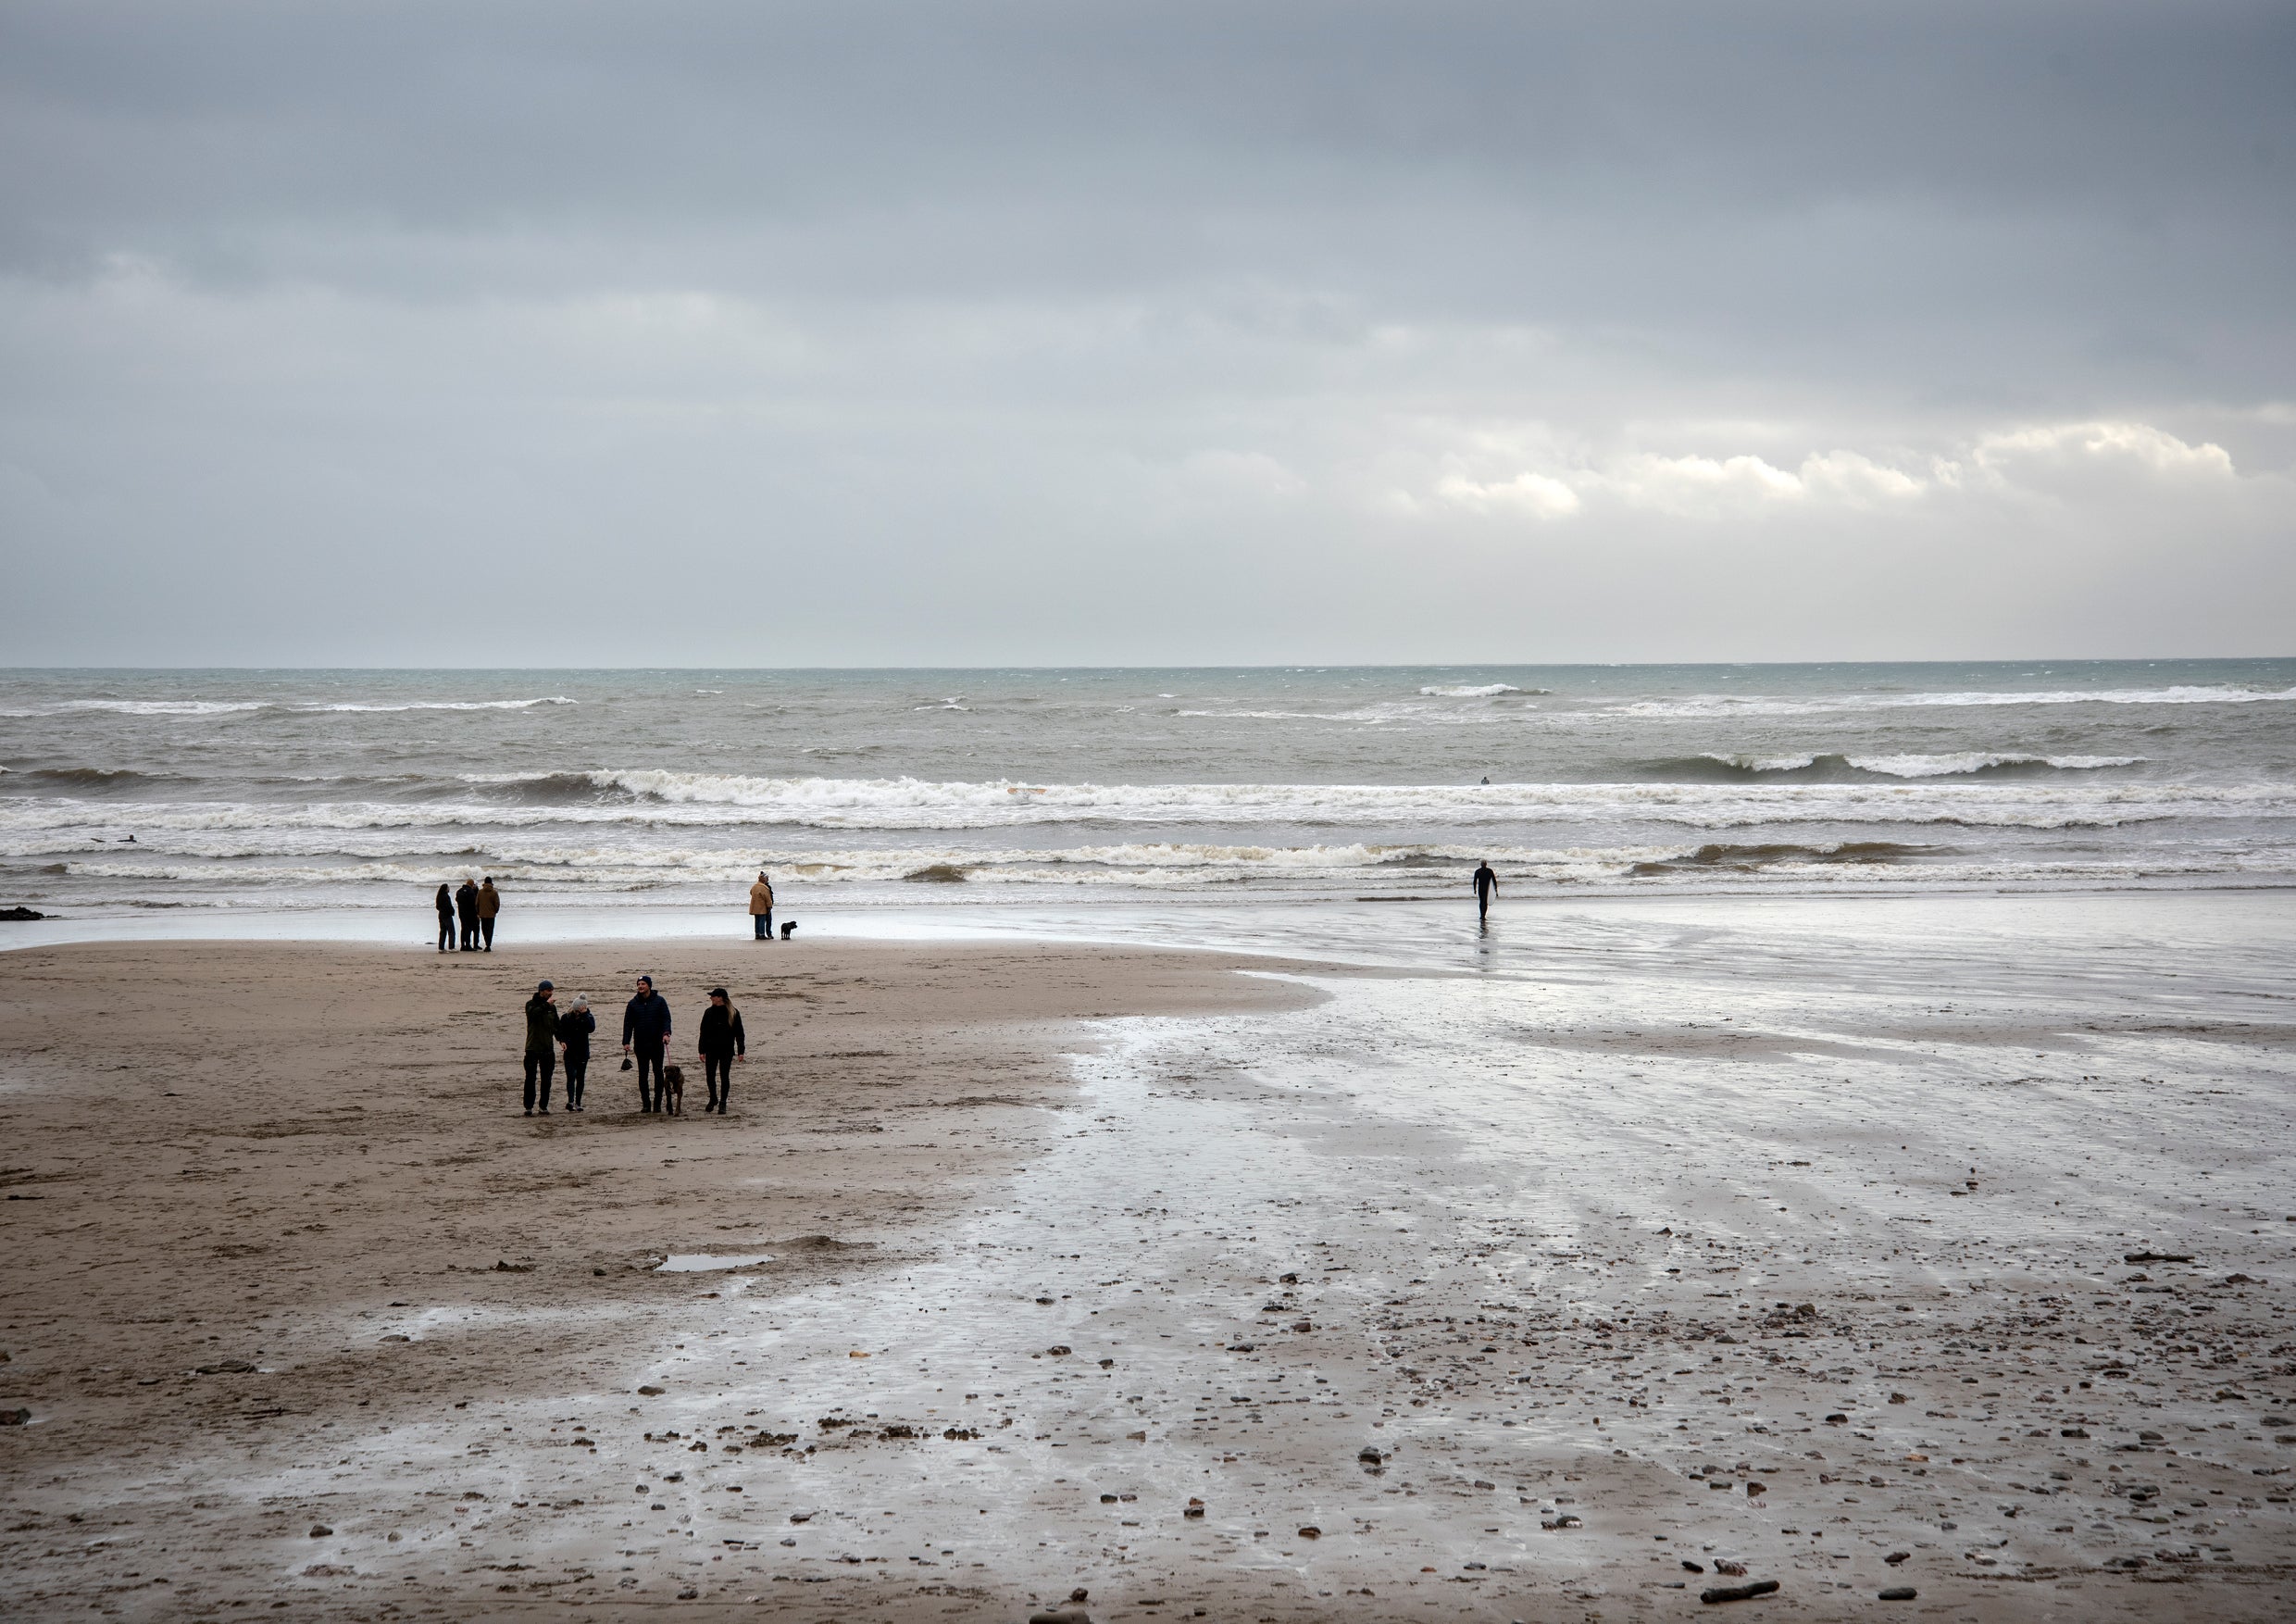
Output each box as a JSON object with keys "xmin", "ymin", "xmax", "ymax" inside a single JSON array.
[
  {"xmin": 1847, "ymin": 753, "xmax": 2141, "ymax": 777},
  {"xmin": 298, "ymin": 697, "xmax": 577, "ymax": 713},
  {"xmin": 1419, "ymin": 683, "xmax": 1521, "ymax": 698},
  {"xmin": 1621, "ymin": 685, "xmax": 2296, "ymax": 718},
  {"xmin": 6, "ymin": 777, "xmax": 2293, "ymax": 850}
]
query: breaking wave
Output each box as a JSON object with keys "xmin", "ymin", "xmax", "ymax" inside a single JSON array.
[
  {"xmin": 1612, "ymin": 685, "xmax": 2296, "ymax": 718},
  {"xmin": 1641, "ymin": 753, "xmax": 2144, "ymax": 782}
]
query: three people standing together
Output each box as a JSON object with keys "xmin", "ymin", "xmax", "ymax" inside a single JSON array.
[{"xmin": 446, "ymin": 877, "xmax": 502, "ymax": 951}]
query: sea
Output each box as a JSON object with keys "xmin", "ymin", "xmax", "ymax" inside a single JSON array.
[{"xmin": 3, "ymin": 660, "xmax": 2292, "ymax": 923}]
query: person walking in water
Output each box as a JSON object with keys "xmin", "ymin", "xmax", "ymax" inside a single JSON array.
[
  {"xmin": 557, "ymin": 993, "xmax": 595, "ymax": 1112},
  {"xmin": 696, "ymin": 986, "xmax": 746, "ymax": 1114},
  {"xmin": 748, "ymin": 870, "xmax": 775, "ymax": 941},
  {"xmin": 1472, "ymin": 858, "xmax": 1498, "ymax": 923},
  {"xmin": 477, "ymin": 876, "xmax": 502, "ymax": 951},
  {"xmin": 522, "ymin": 980, "xmax": 558, "ymax": 1115},
  {"xmin": 434, "ymin": 883, "xmax": 455, "ymax": 953},
  {"xmin": 622, "ymin": 974, "xmax": 673, "ymax": 1113},
  {"xmin": 455, "ymin": 878, "xmax": 480, "ymax": 950}
]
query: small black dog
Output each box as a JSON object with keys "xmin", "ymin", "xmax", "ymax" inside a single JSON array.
[
  {"xmin": 660, "ymin": 1064, "xmax": 685, "ymax": 1115},
  {"xmin": 780, "ymin": 919, "xmax": 797, "ymax": 940}
]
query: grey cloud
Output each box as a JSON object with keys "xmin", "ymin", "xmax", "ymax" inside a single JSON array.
[{"xmin": 0, "ymin": 2, "xmax": 2290, "ymax": 663}]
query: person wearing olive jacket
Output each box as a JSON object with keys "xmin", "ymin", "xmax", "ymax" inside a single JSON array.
[
  {"xmin": 696, "ymin": 987, "xmax": 746, "ymax": 1114},
  {"xmin": 522, "ymin": 980, "xmax": 558, "ymax": 1116},
  {"xmin": 476, "ymin": 877, "xmax": 502, "ymax": 950}
]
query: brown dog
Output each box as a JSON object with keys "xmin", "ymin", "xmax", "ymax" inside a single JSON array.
[{"xmin": 661, "ymin": 1064, "xmax": 685, "ymax": 1116}]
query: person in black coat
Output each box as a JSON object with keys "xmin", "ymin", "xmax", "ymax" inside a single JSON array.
[
  {"xmin": 621, "ymin": 975, "xmax": 673, "ymax": 1112},
  {"xmin": 557, "ymin": 994, "xmax": 596, "ymax": 1112},
  {"xmin": 434, "ymin": 883, "xmax": 455, "ymax": 952},
  {"xmin": 695, "ymin": 987, "xmax": 746, "ymax": 1115},
  {"xmin": 455, "ymin": 878, "xmax": 480, "ymax": 950}
]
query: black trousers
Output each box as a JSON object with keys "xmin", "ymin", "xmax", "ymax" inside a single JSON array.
[
  {"xmin": 633, "ymin": 1042, "xmax": 666, "ymax": 1110},
  {"xmin": 523, "ymin": 1047, "xmax": 555, "ymax": 1112},
  {"xmin": 480, "ymin": 916, "xmax": 495, "ymax": 949},
  {"xmin": 459, "ymin": 915, "xmax": 479, "ymax": 949},
  {"xmin": 437, "ymin": 914, "xmax": 454, "ymax": 951},
  {"xmin": 705, "ymin": 1053, "xmax": 734, "ymax": 1111},
  {"xmin": 563, "ymin": 1052, "xmax": 588, "ymax": 1108}
]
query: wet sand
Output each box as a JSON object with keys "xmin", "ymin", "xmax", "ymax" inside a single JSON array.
[{"xmin": 4, "ymin": 898, "xmax": 2295, "ymax": 1621}]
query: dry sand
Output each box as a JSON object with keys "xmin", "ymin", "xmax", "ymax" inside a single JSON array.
[{"xmin": 3, "ymin": 911, "xmax": 2294, "ymax": 1621}]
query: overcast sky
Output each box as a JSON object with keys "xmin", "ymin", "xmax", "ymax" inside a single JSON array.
[{"xmin": 1, "ymin": 1, "xmax": 2290, "ymax": 666}]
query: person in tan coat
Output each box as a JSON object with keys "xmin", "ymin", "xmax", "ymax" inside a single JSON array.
[
  {"xmin": 477, "ymin": 877, "xmax": 502, "ymax": 951},
  {"xmin": 748, "ymin": 871, "xmax": 775, "ymax": 941}
]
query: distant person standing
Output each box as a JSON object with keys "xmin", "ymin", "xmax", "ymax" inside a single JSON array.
[
  {"xmin": 433, "ymin": 883, "xmax": 455, "ymax": 953},
  {"xmin": 696, "ymin": 987, "xmax": 746, "ymax": 1114},
  {"xmin": 748, "ymin": 870, "xmax": 775, "ymax": 941},
  {"xmin": 455, "ymin": 878, "xmax": 480, "ymax": 950},
  {"xmin": 622, "ymin": 974, "xmax": 673, "ymax": 1113},
  {"xmin": 1472, "ymin": 859, "xmax": 1498, "ymax": 923},
  {"xmin": 477, "ymin": 877, "xmax": 502, "ymax": 950},
  {"xmin": 557, "ymin": 993, "xmax": 595, "ymax": 1112},
  {"xmin": 522, "ymin": 980, "xmax": 558, "ymax": 1116}
]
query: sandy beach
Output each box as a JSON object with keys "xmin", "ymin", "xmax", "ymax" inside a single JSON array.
[{"xmin": 4, "ymin": 894, "xmax": 2295, "ymax": 1621}]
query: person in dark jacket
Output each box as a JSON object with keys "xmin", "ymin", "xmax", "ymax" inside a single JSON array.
[
  {"xmin": 434, "ymin": 883, "xmax": 455, "ymax": 953},
  {"xmin": 556, "ymin": 993, "xmax": 595, "ymax": 1112},
  {"xmin": 696, "ymin": 987, "xmax": 746, "ymax": 1114},
  {"xmin": 522, "ymin": 980, "xmax": 558, "ymax": 1116},
  {"xmin": 621, "ymin": 975, "xmax": 674, "ymax": 1112},
  {"xmin": 455, "ymin": 879, "xmax": 480, "ymax": 950}
]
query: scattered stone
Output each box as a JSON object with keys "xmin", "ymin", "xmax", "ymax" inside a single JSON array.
[
  {"xmin": 1714, "ymin": 1561, "xmax": 1748, "ymax": 1577},
  {"xmin": 0, "ymin": 1407, "xmax": 29, "ymax": 1426},
  {"xmin": 1069, "ymin": 1589, "xmax": 1090, "ymax": 1603},
  {"xmin": 1701, "ymin": 1580, "xmax": 1779, "ymax": 1604},
  {"xmin": 2123, "ymin": 1252, "xmax": 2191, "ymax": 1265},
  {"xmin": 380, "ymin": 1333, "xmax": 409, "ymax": 1343},
  {"xmin": 308, "ymin": 1525, "xmax": 332, "ymax": 1538},
  {"xmin": 2062, "ymin": 1428, "xmax": 2089, "ymax": 1438},
  {"xmin": 1183, "ymin": 1499, "xmax": 1205, "ymax": 1519},
  {"xmin": 1297, "ymin": 1526, "xmax": 1321, "ymax": 1539},
  {"xmin": 1045, "ymin": 1344, "xmax": 1071, "ymax": 1355},
  {"xmin": 1883, "ymin": 1552, "xmax": 1910, "ymax": 1565},
  {"xmin": 1358, "ymin": 1446, "xmax": 1385, "ymax": 1463},
  {"xmin": 1824, "ymin": 1413, "xmax": 1848, "ymax": 1424},
  {"xmin": 2227, "ymin": 1274, "xmax": 2254, "ymax": 1285},
  {"xmin": 1682, "ymin": 1560, "xmax": 1705, "ymax": 1573},
  {"xmin": 1028, "ymin": 1611, "xmax": 1090, "ymax": 1624},
  {"xmin": 637, "ymin": 1385, "xmax": 665, "ymax": 1395},
  {"xmin": 194, "ymin": 1361, "xmax": 256, "ymax": 1375},
  {"xmin": 1889, "ymin": 1393, "xmax": 1909, "ymax": 1405},
  {"xmin": 1878, "ymin": 1587, "xmax": 1917, "ymax": 1602},
  {"xmin": 0, "ymin": 906, "xmax": 48, "ymax": 921},
  {"xmin": 492, "ymin": 1260, "xmax": 533, "ymax": 1273}
]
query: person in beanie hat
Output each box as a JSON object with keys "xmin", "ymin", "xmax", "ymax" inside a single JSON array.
[
  {"xmin": 522, "ymin": 981, "xmax": 558, "ymax": 1115},
  {"xmin": 748, "ymin": 870, "xmax": 775, "ymax": 940}
]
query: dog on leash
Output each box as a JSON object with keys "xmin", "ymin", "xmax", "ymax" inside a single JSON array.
[
  {"xmin": 660, "ymin": 1064, "xmax": 685, "ymax": 1115},
  {"xmin": 780, "ymin": 919, "xmax": 797, "ymax": 940}
]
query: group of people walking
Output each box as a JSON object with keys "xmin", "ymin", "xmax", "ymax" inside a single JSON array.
[
  {"xmin": 520, "ymin": 975, "xmax": 746, "ymax": 1117},
  {"xmin": 436, "ymin": 878, "xmax": 501, "ymax": 951}
]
